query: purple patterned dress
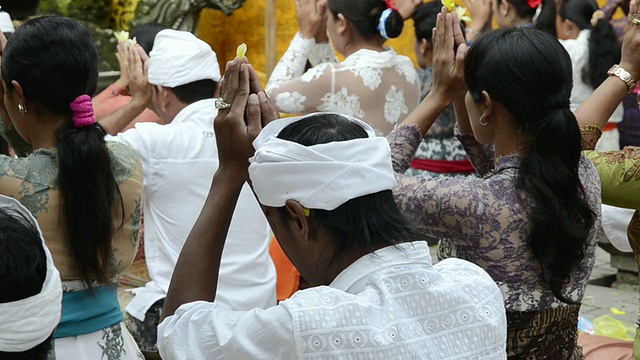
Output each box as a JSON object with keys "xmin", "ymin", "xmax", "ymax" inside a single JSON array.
[{"xmin": 389, "ymin": 124, "xmax": 602, "ymax": 359}]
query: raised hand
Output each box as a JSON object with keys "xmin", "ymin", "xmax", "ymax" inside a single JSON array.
[
  {"xmin": 621, "ymin": 0, "xmax": 640, "ymax": 80},
  {"xmin": 431, "ymin": 7, "xmax": 468, "ymax": 103},
  {"xmin": 127, "ymin": 44, "xmax": 152, "ymax": 106},
  {"xmin": 296, "ymin": 0, "xmax": 329, "ymax": 42},
  {"xmin": 214, "ymin": 59, "xmax": 262, "ymax": 178}
]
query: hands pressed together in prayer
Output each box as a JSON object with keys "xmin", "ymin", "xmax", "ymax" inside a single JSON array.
[{"xmin": 213, "ymin": 57, "xmax": 279, "ymax": 181}]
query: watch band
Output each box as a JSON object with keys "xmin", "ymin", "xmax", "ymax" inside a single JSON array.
[{"xmin": 608, "ymin": 65, "xmax": 636, "ymax": 93}]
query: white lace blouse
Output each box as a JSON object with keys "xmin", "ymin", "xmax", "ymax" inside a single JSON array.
[{"xmin": 266, "ymin": 33, "xmax": 420, "ymax": 135}]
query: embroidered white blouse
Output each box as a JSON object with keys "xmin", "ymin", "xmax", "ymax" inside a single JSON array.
[
  {"xmin": 266, "ymin": 33, "xmax": 420, "ymax": 135},
  {"xmin": 157, "ymin": 241, "xmax": 508, "ymax": 360}
]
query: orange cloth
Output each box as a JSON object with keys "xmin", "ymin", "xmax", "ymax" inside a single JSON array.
[
  {"xmin": 269, "ymin": 237, "xmax": 299, "ymax": 302},
  {"xmin": 93, "ymin": 82, "xmax": 162, "ymax": 131}
]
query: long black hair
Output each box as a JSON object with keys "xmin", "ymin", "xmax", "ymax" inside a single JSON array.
[
  {"xmin": 328, "ymin": 0, "xmax": 404, "ymax": 40},
  {"xmin": 558, "ymin": 0, "xmax": 620, "ymax": 88},
  {"xmin": 2, "ymin": 16, "xmax": 124, "ymax": 287},
  {"xmin": 276, "ymin": 114, "xmax": 422, "ymax": 264},
  {"xmin": 465, "ymin": 28, "xmax": 597, "ymax": 304}
]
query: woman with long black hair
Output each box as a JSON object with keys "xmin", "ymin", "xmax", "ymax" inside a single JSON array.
[
  {"xmin": 390, "ymin": 10, "xmax": 601, "ymax": 358},
  {"xmin": 0, "ymin": 16, "xmax": 143, "ymax": 359}
]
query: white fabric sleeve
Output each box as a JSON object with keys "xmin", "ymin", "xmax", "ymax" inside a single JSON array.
[
  {"xmin": 157, "ymin": 301, "xmax": 296, "ymax": 360},
  {"xmin": 105, "ymin": 126, "xmax": 152, "ymax": 164},
  {"xmin": 308, "ymin": 41, "xmax": 338, "ymax": 67},
  {"xmin": 266, "ymin": 32, "xmax": 316, "ymax": 91}
]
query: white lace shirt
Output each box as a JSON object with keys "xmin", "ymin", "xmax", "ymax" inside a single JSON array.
[
  {"xmin": 266, "ymin": 33, "xmax": 420, "ymax": 135},
  {"xmin": 157, "ymin": 241, "xmax": 508, "ymax": 360}
]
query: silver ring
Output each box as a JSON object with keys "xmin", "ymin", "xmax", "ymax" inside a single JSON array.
[
  {"xmin": 633, "ymin": 18, "xmax": 640, "ymax": 25},
  {"xmin": 214, "ymin": 97, "xmax": 232, "ymax": 109}
]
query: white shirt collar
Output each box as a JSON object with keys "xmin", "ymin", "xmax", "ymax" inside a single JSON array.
[
  {"xmin": 330, "ymin": 241, "xmax": 432, "ymax": 292},
  {"xmin": 171, "ymin": 98, "xmax": 217, "ymax": 125}
]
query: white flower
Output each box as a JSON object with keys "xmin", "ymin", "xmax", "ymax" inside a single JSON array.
[
  {"xmin": 350, "ymin": 67, "xmax": 382, "ymax": 90},
  {"xmin": 319, "ymin": 87, "xmax": 365, "ymax": 119},
  {"xmin": 236, "ymin": 43, "xmax": 247, "ymax": 58},
  {"xmin": 114, "ymin": 30, "xmax": 130, "ymax": 42},
  {"xmin": 384, "ymin": 86, "xmax": 408, "ymax": 124},
  {"xmin": 395, "ymin": 62, "xmax": 418, "ymax": 84},
  {"xmin": 275, "ymin": 92, "xmax": 307, "ymax": 113}
]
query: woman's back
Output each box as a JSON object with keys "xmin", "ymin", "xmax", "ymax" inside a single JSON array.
[{"xmin": 0, "ymin": 141, "xmax": 142, "ymax": 280}]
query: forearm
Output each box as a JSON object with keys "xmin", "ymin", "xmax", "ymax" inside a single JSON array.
[
  {"xmin": 574, "ymin": 75, "xmax": 629, "ymax": 129},
  {"xmin": 452, "ymin": 94, "xmax": 472, "ymax": 135},
  {"xmin": 98, "ymin": 98, "xmax": 148, "ymax": 135},
  {"xmin": 161, "ymin": 170, "xmax": 245, "ymax": 320}
]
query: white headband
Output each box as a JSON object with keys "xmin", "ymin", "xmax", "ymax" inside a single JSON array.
[
  {"xmin": 249, "ymin": 113, "xmax": 397, "ymax": 211},
  {"xmin": 148, "ymin": 29, "xmax": 221, "ymax": 87},
  {"xmin": 0, "ymin": 196, "xmax": 62, "ymax": 352}
]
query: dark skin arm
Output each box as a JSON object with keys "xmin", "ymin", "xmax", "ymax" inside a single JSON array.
[{"xmin": 161, "ymin": 58, "xmax": 278, "ymax": 321}]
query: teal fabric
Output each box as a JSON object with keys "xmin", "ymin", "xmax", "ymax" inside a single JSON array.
[{"xmin": 55, "ymin": 286, "xmax": 124, "ymax": 338}]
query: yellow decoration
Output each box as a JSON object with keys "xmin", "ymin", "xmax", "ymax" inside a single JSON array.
[
  {"xmin": 610, "ymin": 307, "xmax": 626, "ymax": 315},
  {"xmin": 236, "ymin": 43, "xmax": 247, "ymax": 58}
]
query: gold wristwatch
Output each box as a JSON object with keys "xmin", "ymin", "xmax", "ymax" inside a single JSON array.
[{"xmin": 608, "ymin": 65, "xmax": 636, "ymax": 93}]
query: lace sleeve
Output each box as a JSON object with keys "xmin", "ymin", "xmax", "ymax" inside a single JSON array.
[
  {"xmin": 388, "ymin": 124, "xmax": 422, "ymax": 174},
  {"xmin": 308, "ymin": 42, "xmax": 338, "ymax": 67},
  {"xmin": 266, "ymin": 33, "xmax": 317, "ymax": 91},
  {"xmin": 456, "ymin": 133, "xmax": 494, "ymax": 176},
  {"xmin": 580, "ymin": 124, "xmax": 602, "ymax": 150}
]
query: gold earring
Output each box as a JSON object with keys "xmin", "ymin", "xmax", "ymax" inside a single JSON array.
[
  {"xmin": 17, "ymin": 101, "xmax": 26, "ymax": 115},
  {"xmin": 479, "ymin": 114, "xmax": 489, "ymax": 126}
]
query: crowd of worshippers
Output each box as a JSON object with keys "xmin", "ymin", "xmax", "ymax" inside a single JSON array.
[{"xmin": 1, "ymin": 0, "xmax": 640, "ymax": 358}]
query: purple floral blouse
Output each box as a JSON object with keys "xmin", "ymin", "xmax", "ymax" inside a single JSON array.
[{"xmin": 389, "ymin": 124, "xmax": 602, "ymax": 312}]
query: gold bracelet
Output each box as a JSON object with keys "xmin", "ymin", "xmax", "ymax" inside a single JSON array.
[{"xmin": 608, "ymin": 65, "xmax": 636, "ymax": 93}]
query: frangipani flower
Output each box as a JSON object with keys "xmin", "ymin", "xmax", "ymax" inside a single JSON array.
[
  {"xmin": 455, "ymin": 6, "xmax": 472, "ymax": 24},
  {"xmin": 114, "ymin": 30, "xmax": 130, "ymax": 42},
  {"xmin": 441, "ymin": 0, "xmax": 455, "ymax": 12},
  {"xmin": 125, "ymin": 37, "xmax": 138, "ymax": 47},
  {"xmin": 236, "ymin": 43, "xmax": 247, "ymax": 58}
]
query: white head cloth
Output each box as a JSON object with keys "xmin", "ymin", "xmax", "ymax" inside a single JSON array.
[
  {"xmin": 0, "ymin": 12, "xmax": 14, "ymax": 33},
  {"xmin": 249, "ymin": 112, "xmax": 397, "ymax": 211},
  {"xmin": 0, "ymin": 196, "xmax": 62, "ymax": 352},
  {"xmin": 147, "ymin": 29, "xmax": 221, "ymax": 87}
]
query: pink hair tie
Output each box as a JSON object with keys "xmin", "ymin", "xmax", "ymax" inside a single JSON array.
[{"xmin": 70, "ymin": 95, "xmax": 97, "ymax": 128}]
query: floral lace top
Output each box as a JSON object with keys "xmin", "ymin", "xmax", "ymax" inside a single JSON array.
[
  {"xmin": 266, "ymin": 33, "xmax": 420, "ymax": 135},
  {"xmin": 0, "ymin": 123, "xmax": 143, "ymax": 281},
  {"xmin": 389, "ymin": 124, "xmax": 602, "ymax": 312}
]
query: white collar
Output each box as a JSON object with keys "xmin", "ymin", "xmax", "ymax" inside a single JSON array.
[
  {"xmin": 342, "ymin": 47, "xmax": 399, "ymax": 67},
  {"xmin": 171, "ymin": 98, "xmax": 217, "ymax": 125},
  {"xmin": 330, "ymin": 241, "xmax": 432, "ymax": 292}
]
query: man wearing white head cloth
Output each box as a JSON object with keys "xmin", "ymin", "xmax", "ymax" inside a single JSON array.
[
  {"xmin": 105, "ymin": 29, "xmax": 276, "ymax": 356},
  {"xmin": 155, "ymin": 59, "xmax": 507, "ymax": 360},
  {"xmin": 0, "ymin": 195, "xmax": 62, "ymax": 359}
]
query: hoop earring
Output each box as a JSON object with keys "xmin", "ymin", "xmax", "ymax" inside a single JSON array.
[
  {"xmin": 18, "ymin": 101, "xmax": 27, "ymax": 115},
  {"xmin": 479, "ymin": 114, "xmax": 489, "ymax": 126}
]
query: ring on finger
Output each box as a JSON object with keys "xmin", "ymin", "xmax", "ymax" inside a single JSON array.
[
  {"xmin": 214, "ymin": 97, "xmax": 232, "ymax": 109},
  {"xmin": 633, "ymin": 17, "xmax": 640, "ymax": 25}
]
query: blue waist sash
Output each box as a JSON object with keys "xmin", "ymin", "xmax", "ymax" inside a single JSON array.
[{"xmin": 54, "ymin": 285, "xmax": 124, "ymax": 339}]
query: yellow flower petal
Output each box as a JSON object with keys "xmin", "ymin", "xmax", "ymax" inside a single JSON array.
[
  {"xmin": 114, "ymin": 30, "xmax": 130, "ymax": 43},
  {"xmin": 441, "ymin": 0, "xmax": 455, "ymax": 12},
  {"xmin": 236, "ymin": 43, "xmax": 247, "ymax": 58}
]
